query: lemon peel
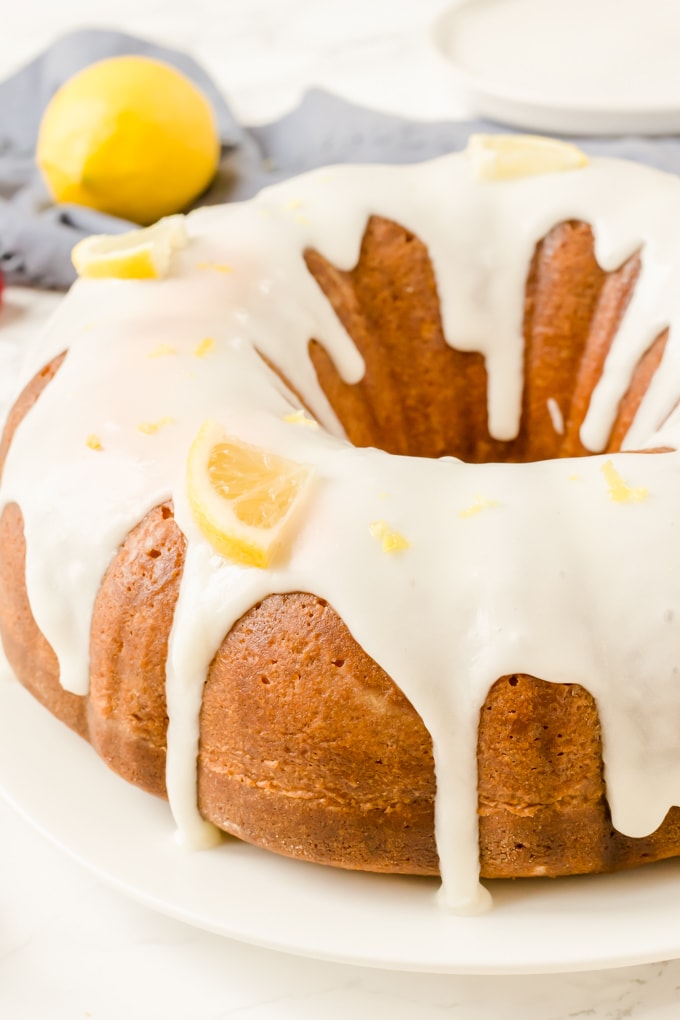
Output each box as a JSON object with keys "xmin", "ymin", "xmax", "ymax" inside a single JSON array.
[
  {"xmin": 197, "ymin": 262, "xmax": 233, "ymax": 274},
  {"xmin": 466, "ymin": 134, "xmax": 588, "ymax": 181},
  {"xmin": 37, "ymin": 55, "xmax": 220, "ymax": 224},
  {"xmin": 369, "ymin": 520, "xmax": 410, "ymax": 553},
  {"xmin": 458, "ymin": 495, "xmax": 501, "ymax": 519},
  {"xmin": 71, "ymin": 216, "xmax": 188, "ymax": 280},
  {"xmin": 602, "ymin": 460, "xmax": 648, "ymax": 504},
  {"xmin": 283, "ymin": 409, "xmax": 319, "ymax": 428},
  {"xmin": 147, "ymin": 344, "xmax": 177, "ymax": 359},
  {"xmin": 193, "ymin": 337, "xmax": 216, "ymax": 358},
  {"xmin": 186, "ymin": 421, "xmax": 313, "ymax": 568},
  {"xmin": 137, "ymin": 416, "xmax": 175, "ymax": 435}
]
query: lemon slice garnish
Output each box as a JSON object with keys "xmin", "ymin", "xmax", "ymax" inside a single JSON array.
[
  {"xmin": 466, "ymin": 134, "xmax": 588, "ymax": 181},
  {"xmin": 186, "ymin": 421, "xmax": 313, "ymax": 568},
  {"xmin": 71, "ymin": 216, "xmax": 188, "ymax": 280}
]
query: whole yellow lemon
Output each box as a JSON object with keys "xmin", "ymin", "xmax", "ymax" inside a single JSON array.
[{"xmin": 37, "ymin": 55, "xmax": 220, "ymax": 225}]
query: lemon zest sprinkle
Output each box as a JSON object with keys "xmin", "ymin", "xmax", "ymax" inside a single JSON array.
[
  {"xmin": 137, "ymin": 416, "xmax": 175, "ymax": 435},
  {"xmin": 197, "ymin": 261, "xmax": 233, "ymax": 274},
  {"xmin": 369, "ymin": 520, "xmax": 410, "ymax": 553},
  {"xmin": 283, "ymin": 409, "xmax": 319, "ymax": 428},
  {"xmin": 86, "ymin": 434, "xmax": 103, "ymax": 451},
  {"xmin": 194, "ymin": 337, "xmax": 216, "ymax": 358},
  {"xmin": 458, "ymin": 495, "xmax": 501, "ymax": 519},
  {"xmin": 284, "ymin": 198, "xmax": 304, "ymax": 210},
  {"xmin": 602, "ymin": 460, "xmax": 648, "ymax": 503},
  {"xmin": 147, "ymin": 343, "xmax": 177, "ymax": 359}
]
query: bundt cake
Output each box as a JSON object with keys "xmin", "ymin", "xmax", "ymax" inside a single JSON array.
[{"xmin": 3, "ymin": 138, "xmax": 680, "ymax": 914}]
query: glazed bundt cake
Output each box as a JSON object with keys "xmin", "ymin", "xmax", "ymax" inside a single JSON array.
[{"xmin": 3, "ymin": 139, "xmax": 680, "ymax": 914}]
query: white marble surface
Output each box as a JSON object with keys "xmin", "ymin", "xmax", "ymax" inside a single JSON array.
[
  {"xmin": 3, "ymin": 1, "xmax": 680, "ymax": 1016},
  {"xmin": 0, "ymin": 0, "xmax": 468, "ymax": 125}
]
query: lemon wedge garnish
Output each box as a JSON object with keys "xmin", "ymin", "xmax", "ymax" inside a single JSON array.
[
  {"xmin": 71, "ymin": 216, "xmax": 188, "ymax": 280},
  {"xmin": 466, "ymin": 134, "xmax": 588, "ymax": 181},
  {"xmin": 37, "ymin": 55, "xmax": 220, "ymax": 225},
  {"xmin": 186, "ymin": 421, "xmax": 313, "ymax": 568}
]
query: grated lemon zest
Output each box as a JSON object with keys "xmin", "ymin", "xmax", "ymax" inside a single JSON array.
[
  {"xmin": 148, "ymin": 343, "xmax": 177, "ymax": 359},
  {"xmin": 602, "ymin": 460, "xmax": 648, "ymax": 503},
  {"xmin": 283, "ymin": 409, "xmax": 319, "ymax": 428},
  {"xmin": 369, "ymin": 520, "xmax": 410, "ymax": 553},
  {"xmin": 197, "ymin": 261, "xmax": 233, "ymax": 274},
  {"xmin": 194, "ymin": 337, "xmax": 216, "ymax": 358},
  {"xmin": 459, "ymin": 495, "xmax": 501, "ymax": 519},
  {"xmin": 137, "ymin": 416, "xmax": 175, "ymax": 435}
]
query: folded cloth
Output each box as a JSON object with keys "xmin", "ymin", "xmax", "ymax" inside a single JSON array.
[{"xmin": 5, "ymin": 28, "xmax": 680, "ymax": 290}]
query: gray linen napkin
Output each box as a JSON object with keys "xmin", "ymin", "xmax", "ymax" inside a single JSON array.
[{"xmin": 4, "ymin": 28, "xmax": 680, "ymax": 290}]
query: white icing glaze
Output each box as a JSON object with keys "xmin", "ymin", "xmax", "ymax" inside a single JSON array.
[
  {"xmin": 546, "ymin": 396, "xmax": 564, "ymax": 435},
  {"xmin": 4, "ymin": 152, "xmax": 680, "ymax": 913}
]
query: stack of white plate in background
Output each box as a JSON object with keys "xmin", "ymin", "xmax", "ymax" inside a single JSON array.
[{"xmin": 431, "ymin": 0, "xmax": 680, "ymax": 134}]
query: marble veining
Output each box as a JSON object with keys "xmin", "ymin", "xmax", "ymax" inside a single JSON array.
[{"xmin": 2, "ymin": 798, "xmax": 680, "ymax": 1020}]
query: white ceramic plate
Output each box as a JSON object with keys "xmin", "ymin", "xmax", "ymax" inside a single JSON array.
[
  {"xmin": 431, "ymin": 0, "xmax": 680, "ymax": 135},
  {"xmin": 2, "ymin": 672, "xmax": 680, "ymax": 974}
]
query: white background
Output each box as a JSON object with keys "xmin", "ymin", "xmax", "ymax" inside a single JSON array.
[{"xmin": 2, "ymin": 1, "xmax": 680, "ymax": 1017}]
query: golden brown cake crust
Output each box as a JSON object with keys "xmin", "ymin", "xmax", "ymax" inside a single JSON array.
[
  {"xmin": 0, "ymin": 501, "xmax": 87, "ymax": 738},
  {"xmin": 199, "ymin": 592, "xmax": 438, "ymax": 873},
  {"xmin": 88, "ymin": 502, "xmax": 185, "ymax": 796},
  {"xmin": 307, "ymin": 218, "xmax": 667, "ymax": 462},
  {"xmin": 1, "ymin": 216, "xmax": 680, "ymax": 882},
  {"xmin": 0, "ymin": 352, "xmax": 87, "ymax": 739}
]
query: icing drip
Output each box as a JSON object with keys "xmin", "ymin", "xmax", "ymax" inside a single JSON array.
[
  {"xmin": 5, "ymin": 153, "xmax": 680, "ymax": 912},
  {"xmin": 547, "ymin": 397, "xmax": 564, "ymax": 435}
]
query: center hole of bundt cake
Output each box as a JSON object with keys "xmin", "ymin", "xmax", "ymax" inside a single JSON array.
[{"xmin": 304, "ymin": 218, "xmax": 667, "ymax": 463}]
